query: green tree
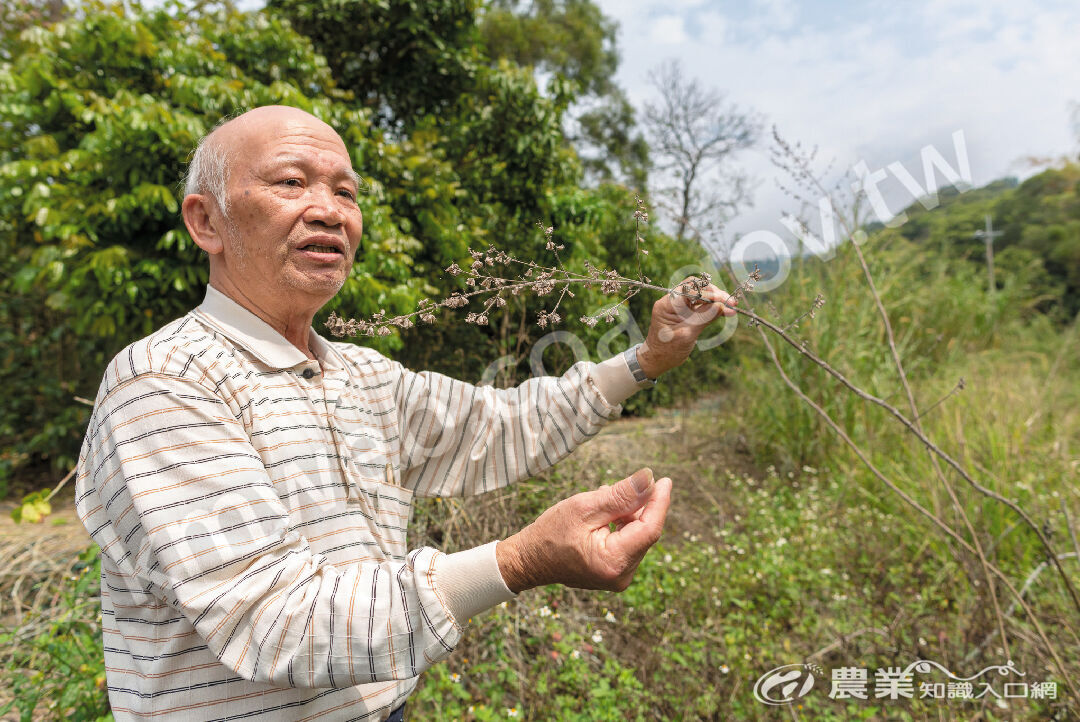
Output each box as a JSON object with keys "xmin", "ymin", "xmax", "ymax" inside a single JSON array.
[
  {"xmin": 264, "ymin": 0, "xmax": 483, "ymax": 129},
  {"xmin": 892, "ymin": 165, "xmax": 1080, "ymax": 317},
  {"xmin": 270, "ymin": 0, "xmax": 685, "ymax": 388},
  {"xmin": 1, "ymin": 0, "xmax": 724, "ymax": 492},
  {"xmin": 0, "ymin": 0, "xmax": 437, "ymax": 487},
  {"xmin": 479, "ymin": 0, "xmax": 649, "ymax": 188},
  {"xmin": 480, "ymin": 0, "xmax": 618, "ymax": 96}
]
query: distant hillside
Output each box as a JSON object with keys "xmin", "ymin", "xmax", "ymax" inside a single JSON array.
[{"xmin": 881, "ymin": 164, "xmax": 1080, "ymax": 317}]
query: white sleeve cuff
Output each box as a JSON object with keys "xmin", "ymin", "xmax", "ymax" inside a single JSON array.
[
  {"xmin": 435, "ymin": 541, "xmax": 517, "ymax": 625},
  {"xmin": 589, "ymin": 352, "xmax": 645, "ymax": 406}
]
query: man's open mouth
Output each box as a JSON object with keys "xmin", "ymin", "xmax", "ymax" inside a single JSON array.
[{"xmin": 301, "ymin": 244, "xmax": 343, "ymax": 254}]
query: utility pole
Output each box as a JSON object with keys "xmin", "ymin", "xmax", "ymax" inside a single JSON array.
[{"xmin": 973, "ymin": 215, "xmax": 1003, "ymax": 295}]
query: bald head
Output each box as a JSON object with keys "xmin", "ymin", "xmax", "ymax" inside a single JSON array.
[{"xmin": 184, "ymin": 106, "xmax": 360, "ymax": 218}]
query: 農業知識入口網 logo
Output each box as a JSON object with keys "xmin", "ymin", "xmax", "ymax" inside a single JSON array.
[
  {"xmin": 752, "ymin": 663, "xmax": 823, "ymax": 705},
  {"xmin": 752, "ymin": 659, "xmax": 1057, "ymax": 706}
]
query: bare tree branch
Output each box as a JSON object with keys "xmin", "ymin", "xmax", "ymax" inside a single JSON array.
[{"xmin": 642, "ymin": 59, "xmax": 760, "ymax": 242}]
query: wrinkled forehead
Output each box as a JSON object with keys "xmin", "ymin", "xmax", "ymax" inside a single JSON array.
[{"xmin": 213, "ymin": 108, "xmax": 353, "ymax": 175}]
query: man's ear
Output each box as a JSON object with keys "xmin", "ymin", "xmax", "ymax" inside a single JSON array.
[{"xmin": 181, "ymin": 194, "xmax": 226, "ymax": 256}]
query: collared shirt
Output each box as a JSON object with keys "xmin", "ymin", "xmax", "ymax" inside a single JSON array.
[{"xmin": 75, "ymin": 285, "xmax": 638, "ymax": 721}]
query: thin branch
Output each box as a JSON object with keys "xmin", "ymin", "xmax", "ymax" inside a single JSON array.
[
  {"xmin": 757, "ymin": 327, "xmax": 1079, "ymax": 704},
  {"xmin": 772, "ymin": 128, "xmax": 1013, "ymax": 655},
  {"xmin": 734, "ymin": 300, "xmax": 1080, "ymax": 618},
  {"xmin": 914, "ymin": 378, "xmax": 966, "ymax": 422}
]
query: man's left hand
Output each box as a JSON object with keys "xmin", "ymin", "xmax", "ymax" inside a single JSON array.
[{"xmin": 638, "ymin": 277, "xmax": 738, "ymax": 379}]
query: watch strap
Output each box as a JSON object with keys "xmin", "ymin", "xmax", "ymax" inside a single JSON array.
[{"xmin": 623, "ymin": 343, "xmax": 656, "ymax": 388}]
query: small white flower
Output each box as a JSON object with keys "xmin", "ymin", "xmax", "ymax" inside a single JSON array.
[
  {"xmin": 507, "ymin": 707, "xmax": 519, "ymax": 718},
  {"xmin": 821, "ymin": 568, "xmax": 832, "ymax": 575},
  {"xmin": 720, "ymin": 664, "xmax": 730, "ymax": 674},
  {"xmin": 450, "ymin": 673, "xmax": 461, "ymax": 683},
  {"xmin": 663, "ymin": 553, "xmax": 673, "ymax": 563},
  {"xmin": 604, "ymin": 611, "xmax": 617, "ymax": 624},
  {"xmin": 591, "ymin": 630, "xmax": 603, "ymax": 644},
  {"xmin": 538, "ymin": 605, "xmax": 552, "ymax": 618},
  {"xmin": 571, "ymin": 649, "xmax": 581, "ymax": 659},
  {"xmin": 919, "ymin": 637, "xmax": 927, "ymax": 646}
]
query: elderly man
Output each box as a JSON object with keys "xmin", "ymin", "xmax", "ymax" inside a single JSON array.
[{"xmin": 75, "ymin": 106, "xmax": 735, "ymax": 721}]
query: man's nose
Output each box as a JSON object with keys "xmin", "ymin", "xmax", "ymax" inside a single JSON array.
[{"xmin": 304, "ymin": 185, "xmax": 346, "ymax": 227}]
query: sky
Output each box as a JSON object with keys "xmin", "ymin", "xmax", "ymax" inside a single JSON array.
[{"xmin": 594, "ymin": 0, "xmax": 1080, "ymax": 257}]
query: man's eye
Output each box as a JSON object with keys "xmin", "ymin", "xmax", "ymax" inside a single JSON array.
[
  {"xmin": 281, "ymin": 179, "xmax": 302, "ymax": 187},
  {"xmin": 337, "ymin": 189, "xmax": 356, "ymax": 201}
]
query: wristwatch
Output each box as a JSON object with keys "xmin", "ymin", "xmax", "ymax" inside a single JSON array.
[{"xmin": 623, "ymin": 343, "xmax": 657, "ymax": 389}]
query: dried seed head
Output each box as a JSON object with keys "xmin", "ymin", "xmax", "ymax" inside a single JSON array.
[
  {"xmin": 326, "ymin": 312, "xmax": 347, "ymax": 337},
  {"xmin": 633, "ymin": 196, "xmax": 649, "ymax": 223},
  {"xmin": 533, "ymin": 279, "xmax": 556, "ymax": 296}
]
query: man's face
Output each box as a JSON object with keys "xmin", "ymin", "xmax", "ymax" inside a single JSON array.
[{"xmin": 216, "ymin": 109, "xmax": 363, "ymax": 310}]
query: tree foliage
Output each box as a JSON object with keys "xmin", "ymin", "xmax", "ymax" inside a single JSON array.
[
  {"xmin": 266, "ymin": 0, "xmax": 697, "ymax": 384},
  {"xmin": 480, "ymin": 0, "xmax": 618, "ymax": 96},
  {"xmin": 892, "ymin": 164, "xmax": 1080, "ymax": 317},
  {"xmin": 265, "ymin": 0, "xmax": 483, "ymax": 129},
  {"xmin": 1, "ymin": 0, "xmax": 715, "ymax": 490},
  {"xmin": 477, "ymin": 0, "xmax": 648, "ymax": 188},
  {"xmin": 0, "ymin": 1, "xmax": 440, "ymax": 486}
]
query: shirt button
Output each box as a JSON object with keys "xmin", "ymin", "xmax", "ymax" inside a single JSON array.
[{"xmin": 302, "ymin": 368, "xmax": 316, "ymax": 380}]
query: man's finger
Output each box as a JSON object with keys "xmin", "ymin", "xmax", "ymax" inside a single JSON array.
[
  {"xmin": 606, "ymin": 477, "xmax": 672, "ymax": 555},
  {"xmin": 611, "ymin": 506, "xmax": 645, "ymax": 531},
  {"xmin": 671, "ymin": 287, "xmax": 723, "ymax": 326},
  {"xmin": 689, "ymin": 285, "xmax": 737, "ymax": 321},
  {"xmin": 586, "ymin": 468, "xmax": 654, "ymax": 524},
  {"xmin": 709, "ymin": 287, "xmax": 737, "ymax": 317}
]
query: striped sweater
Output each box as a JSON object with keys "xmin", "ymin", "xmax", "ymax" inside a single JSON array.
[{"xmin": 75, "ymin": 285, "xmax": 641, "ymax": 720}]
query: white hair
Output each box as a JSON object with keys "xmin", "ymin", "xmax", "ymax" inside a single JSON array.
[{"xmin": 183, "ymin": 118, "xmax": 233, "ymax": 218}]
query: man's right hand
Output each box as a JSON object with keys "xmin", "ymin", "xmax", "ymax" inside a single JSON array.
[{"xmin": 495, "ymin": 468, "xmax": 672, "ymax": 594}]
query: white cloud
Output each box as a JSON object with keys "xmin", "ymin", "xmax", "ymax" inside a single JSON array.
[
  {"xmin": 649, "ymin": 14, "xmax": 690, "ymax": 45},
  {"xmin": 597, "ymin": 0, "xmax": 1080, "ymax": 250}
]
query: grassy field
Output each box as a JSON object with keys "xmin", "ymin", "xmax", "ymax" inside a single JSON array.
[
  {"xmin": 2, "ymin": 237, "xmax": 1078, "ymax": 720},
  {"xmin": 410, "ymin": 233, "xmax": 1080, "ymax": 720}
]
